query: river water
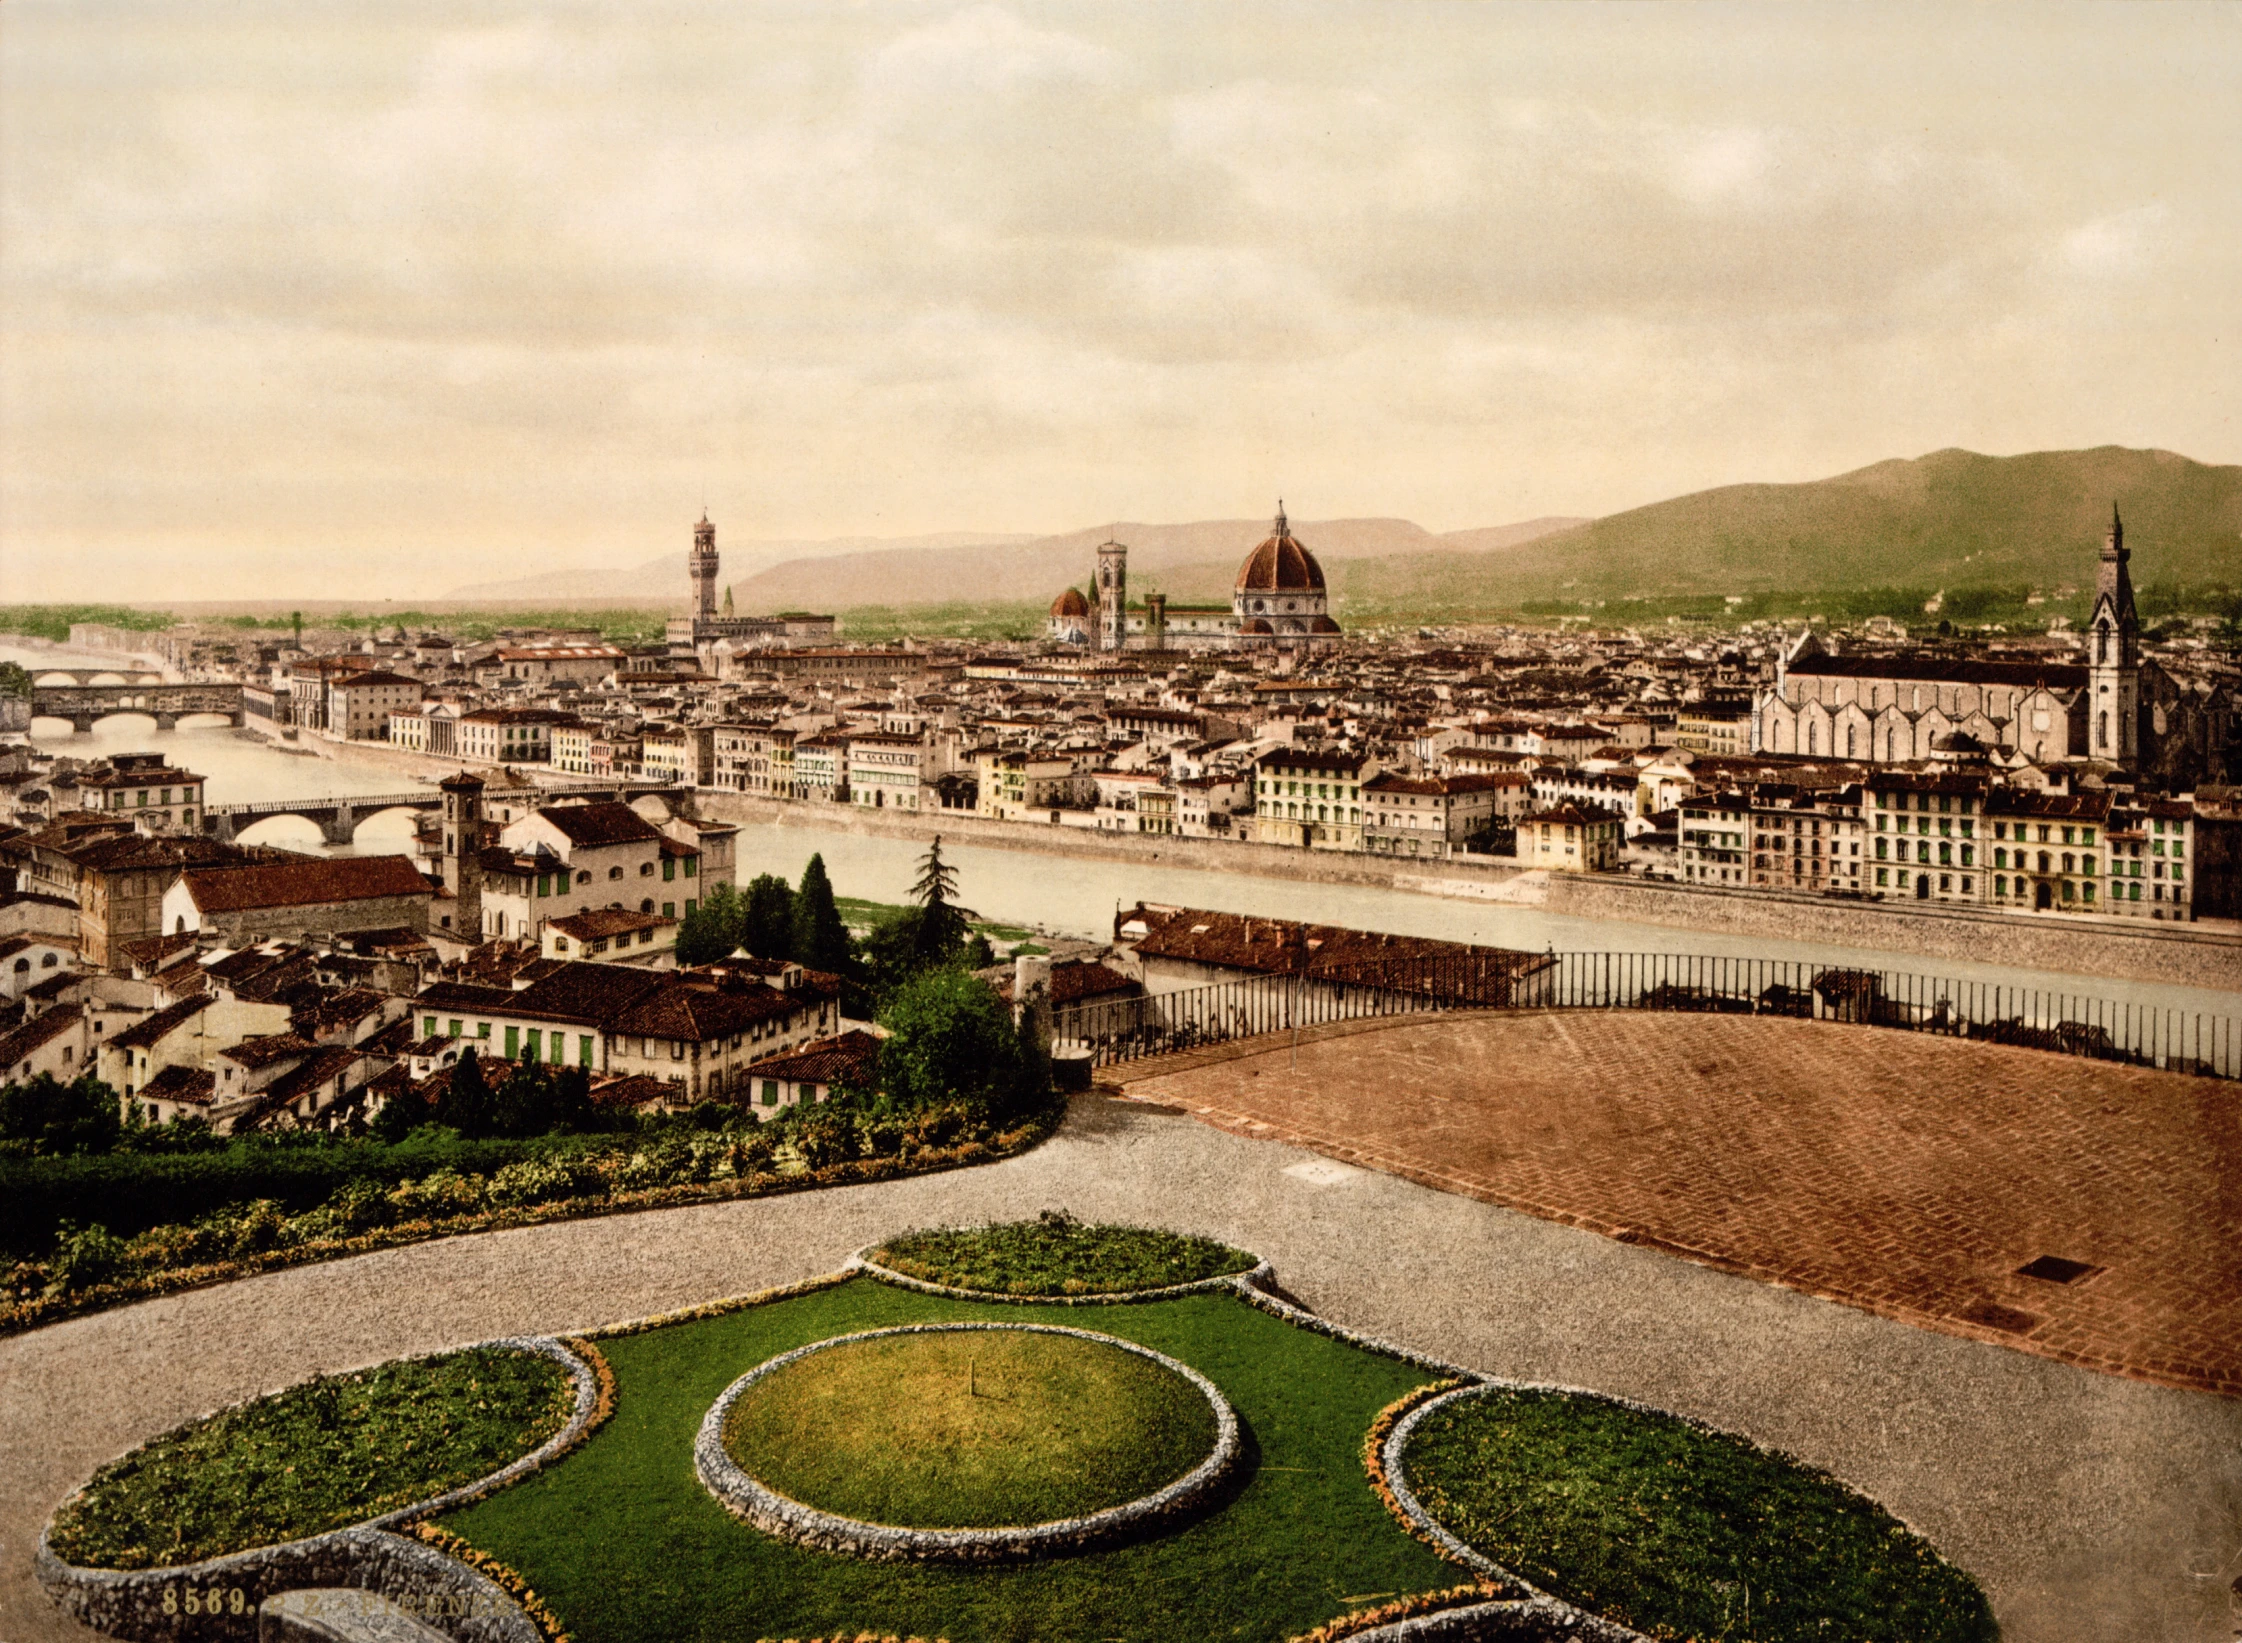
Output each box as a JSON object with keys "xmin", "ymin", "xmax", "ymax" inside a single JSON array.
[{"xmin": 11, "ymin": 642, "xmax": 2235, "ymax": 1017}]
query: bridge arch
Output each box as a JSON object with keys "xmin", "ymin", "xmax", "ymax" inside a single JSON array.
[
  {"xmin": 33, "ymin": 671, "xmax": 80, "ymax": 688},
  {"xmin": 234, "ymin": 813, "xmax": 328, "ymax": 849},
  {"xmin": 350, "ymin": 804, "xmax": 426, "ymax": 845},
  {"xmin": 173, "ymin": 711, "xmax": 235, "ymax": 732}
]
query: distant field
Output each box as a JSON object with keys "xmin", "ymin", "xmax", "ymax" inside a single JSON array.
[{"xmin": 833, "ymin": 601, "xmax": 1050, "ymax": 642}]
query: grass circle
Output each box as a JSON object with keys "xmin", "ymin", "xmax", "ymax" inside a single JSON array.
[
  {"xmin": 1398, "ymin": 1386, "xmax": 1997, "ymax": 1643},
  {"xmin": 722, "ymin": 1326, "xmax": 1220, "ymax": 1529},
  {"xmin": 46, "ymin": 1345, "xmax": 576, "ymax": 1570},
  {"xmin": 868, "ymin": 1217, "xmax": 1256, "ymax": 1296}
]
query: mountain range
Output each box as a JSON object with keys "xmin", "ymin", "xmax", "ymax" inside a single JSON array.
[{"xmin": 440, "ymin": 447, "xmax": 2241, "ymax": 617}]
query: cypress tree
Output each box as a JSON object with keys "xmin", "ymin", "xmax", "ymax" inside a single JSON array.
[{"xmin": 793, "ymin": 853, "xmax": 852, "ymax": 973}]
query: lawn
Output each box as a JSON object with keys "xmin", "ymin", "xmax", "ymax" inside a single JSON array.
[
  {"xmin": 723, "ymin": 1327, "xmax": 1217, "ymax": 1528},
  {"xmin": 438, "ymin": 1279, "xmax": 1458, "ymax": 1643},
  {"xmin": 1403, "ymin": 1387, "xmax": 1997, "ymax": 1643},
  {"xmin": 872, "ymin": 1218, "xmax": 1257, "ymax": 1296},
  {"xmin": 48, "ymin": 1346, "xmax": 575, "ymax": 1570}
]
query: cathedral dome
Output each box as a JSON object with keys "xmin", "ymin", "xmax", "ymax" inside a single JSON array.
[
  {"xmin": 1235, "ymin": 507, "xmax": 1326, "ymax": 594},
  {"xmin": 1051, "ymin": 586, "xmax": 1091, "ymax": 618}
]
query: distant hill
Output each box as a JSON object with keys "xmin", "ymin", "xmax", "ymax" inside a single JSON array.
[
  {"xmin": 442, "ymin": 531, "xmax": 1039, "ymax": 604},
  {"xmin": 1339, "ymin": 447, "xmax": 2242, "ymax": 616},
  {"xmin": 726, "ymin": 515, "xmax": 1583, "ymax": 611}
]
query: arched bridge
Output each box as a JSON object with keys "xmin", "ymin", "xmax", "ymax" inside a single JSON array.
[
  {"xmin": 203, "ymin": 791, "xmax": 444, "ymax": 846},
  {"xmin": 28, "ymin": 667, "xmax": 168, "ymax": 686},
  {"xmin": 31, "ymin": 682, "xmax": 245, "ymax": 733}
]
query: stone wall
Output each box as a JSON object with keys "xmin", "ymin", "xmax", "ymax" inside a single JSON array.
[{"xmin": 1547, "ymin": 875, "xmax": 2242, "ymax": 993}]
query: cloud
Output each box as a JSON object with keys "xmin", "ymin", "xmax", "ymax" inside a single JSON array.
[{"xmin": 2058, "ymin": 204, "xmax": 2167, "ymax": 279}]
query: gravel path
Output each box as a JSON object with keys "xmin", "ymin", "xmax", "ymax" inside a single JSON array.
[{"xmin": 5, "ymin": 1095, "xmax": 2236, "ymax": 1643}]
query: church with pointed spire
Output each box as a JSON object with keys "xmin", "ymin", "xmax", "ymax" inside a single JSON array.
[{"xmin": 1754, "ymin": 506, "xmax": 2232, "ymax": 789}]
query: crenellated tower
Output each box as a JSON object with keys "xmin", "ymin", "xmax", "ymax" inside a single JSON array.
[
  {"xmin": 690, "ymin": 512, "xmax": 721, "ymax": 624},
  {"xmin": 2087, "ymin": 503, "xmax": 2140, "ymax": 767}
]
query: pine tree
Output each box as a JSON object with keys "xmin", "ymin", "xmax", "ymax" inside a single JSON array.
[
  {"xmin": 793, "ymin": 854, "xmax": 852, "ymax": 973},
  {"xmin": 910, "ymin": 836, "xmax": 969, "ymax": 965}
]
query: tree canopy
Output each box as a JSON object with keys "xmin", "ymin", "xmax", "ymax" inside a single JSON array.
[{"xmin": 875, "ymin": 966, "xmax": 1042, "ymax": 1121}]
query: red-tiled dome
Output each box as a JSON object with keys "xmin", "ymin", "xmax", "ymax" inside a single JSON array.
[
  {"xmin": 1234, "ymin": 507, "xmax": 1326, "ymax": 594},
  {"xmin": 1051, "ymin": 586, "xmax": 1091, "ymax": 618}
]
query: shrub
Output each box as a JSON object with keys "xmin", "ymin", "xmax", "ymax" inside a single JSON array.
[
  {"xmin": 45, "ymin": 1221, "xmax": 128, "ymax": 1296},
  {"xmin": 876, "ymin": 967, "xmax": 1038, "ymax": 1119},
  {"xmin": 0, "ymin": 1074, "xmax": 123, "ymax": 1157},
  {"xmin": 490, "ymin": 1156, "xmax": 593, "ymax": 1209}
]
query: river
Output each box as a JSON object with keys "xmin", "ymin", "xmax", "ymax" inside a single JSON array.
[{"xmin": 10, "ymin": 642, "xmax": 2236, "ymax": 1018}]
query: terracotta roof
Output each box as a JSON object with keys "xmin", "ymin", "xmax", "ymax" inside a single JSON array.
[
  {"xmin": 140, "ymin": 1064, "xmax": 216, "ymax": 1107},
  {"xmin": 0, "ymin": 1007, "xmax": 82, "ymax": 1067},
  {"xmin": 510, "ymin": 961, "xmax": 671, "ymax": 1026},
  {"xmin": 532, "ymin": 803, "xmax": 662, "ymax": 847},
  {"xmin": 219, "ymin": 1032, "xmax": 317, "ymax": 1069},
  {"xmin": 741, "ymin": 1029, "xmax": 881, "ymax": 1088},
  {"xmin": 1050, "ymin": 587, "xmax": 1091, "ymax": 618},
  {"xmin": 1789, "ymin": 653, "xmax": 2086, "ymax": 689},
  {"xmin": 995, "ymin": 959, "xmax": 1139, "ymax": 1007},
  {"xmin": 550, "ymin": 908, "xmax": 673, "ymax": 941},
  {"xmin": 1118, "ymin": 903, "xmax": 1549, "ymax": 1003},
  {"xmin": 610, "ymin": 977, "xmax": 800, "ymax": 1042},
  {"xmin": 183, "ymin": 855, "xmax": 433, "ymax": 914},
  {"xmin": 109, "ymin": 994, "xmax": 212, "ymax": 1051}
]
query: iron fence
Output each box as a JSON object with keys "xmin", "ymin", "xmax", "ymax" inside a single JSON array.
[{"xmin": 1054, "ymin": 950, "xmax": 2240, "ymax": 1080}]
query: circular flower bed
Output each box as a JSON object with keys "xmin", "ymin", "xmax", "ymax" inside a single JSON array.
[
  {"xmin": 46, "ymin": 1345, "xmax": 578, "ymax": 1571},
  {"xmin": 697, "ymin": 1322, "xmax": 1241, "ymax": 1561},
  {"xmin": 1393, "ymin": 1385, "xmax": 1998, "ymax": 1643},
  {"xmin": 867, "ymin": 1213, "xmax": 1257, "ymax": 1297}
]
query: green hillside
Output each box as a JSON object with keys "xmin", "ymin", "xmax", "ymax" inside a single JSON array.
[{"xmin": 1332, "ymin": 447, "xmax": 2242, "ymax": 622}]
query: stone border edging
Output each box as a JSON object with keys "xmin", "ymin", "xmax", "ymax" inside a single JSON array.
[
  {"xmin": 849, "ymin": 1248, "xmax": 1273, "ymax": 1305},
  {"xmin": 35, "ymin": 1335, "xmax": 600, "ymax": 1643},
  {"xmin": 694, "ymin": 1321, "xmax": 1242, "ymax": 1563}
]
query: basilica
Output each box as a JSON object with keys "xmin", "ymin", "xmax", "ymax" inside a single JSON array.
[
  {"xmin": 1048, "ymin": 506, "xmax": 1343, "ymax": 652},
  {"xmin": 1754, "ymin": 509, "xmax": 2233, "ymax": 788}
]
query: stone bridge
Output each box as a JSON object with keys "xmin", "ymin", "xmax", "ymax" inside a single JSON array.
[
  {"xmin": 202, "ymin": 791, "xmax": 443, "ymax": 846},
  {"xmin": 27, "ymin": 666, "xmax": 169, "ymax": 686},
  {"xmin": 30, "ymin": 682, "xmax": 244, "ymax": 733}
]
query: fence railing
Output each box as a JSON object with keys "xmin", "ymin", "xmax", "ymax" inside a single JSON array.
[{"xmin": 1053, "ymin": 951, "xmax": 2241, "ymax": 1081}]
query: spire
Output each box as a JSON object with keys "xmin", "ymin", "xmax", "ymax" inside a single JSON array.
[
  {"xmin": 1274, "ymin": 500, "xmax": 1288, "ymax": 538},
  {"xmin": 2103, "ymin": 502, "xmax": 2124, "ymax": 560}
]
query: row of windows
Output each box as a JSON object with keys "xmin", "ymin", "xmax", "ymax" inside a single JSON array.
[
  {"xmin": 1878, "ymin": 815, "xmax": 1974, "ymax": 838},
  {"xmin": 1260, "ymin": 779, "xmax": 1360, "ymax": 799}
]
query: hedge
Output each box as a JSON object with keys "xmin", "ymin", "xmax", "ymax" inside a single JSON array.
[{"xmin": 0, "ymin": 1132, "xmax": 600, "ymax": 1257}]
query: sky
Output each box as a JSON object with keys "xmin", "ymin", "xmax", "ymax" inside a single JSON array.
[{"xmin": 2, "ymin": 2, "xmax": 2237, "ymax": 603}]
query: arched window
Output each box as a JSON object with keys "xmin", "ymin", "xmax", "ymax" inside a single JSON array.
[
  {"xmin": 608, "ymin": 866, "xmax": 624, "ymax": 880},
  {"xmin": 640, "ymin": 862, "xmax": 655, "ymax": 876},
  {"xmin": 175, "ymin": 916, "xmax": 187, "ymax": 934},
  {"xmin": 41, "ymin": 953, "xmax": 57, "ymax": 969},
  {"xmin": 640, "ymin": 899, "xmax": 655, "ymax": 914},
  {"xmin": 2097, "ymin": 623, "xmax": 2109, "ymax": 663},
  {"xmin": 10, "ymin": 958, "xmax": 25, "ymax": 975},
  {"xmin": 1846, "ymin": 725, "xmax": 1856, "ymax": 758},
  {"xmin": 1808, "ymin": 722, "xmax": 1818, "ymax": 755},
  {"xmin": 577, "ymin": 870, "xmax": 591, "ymax": 885}
]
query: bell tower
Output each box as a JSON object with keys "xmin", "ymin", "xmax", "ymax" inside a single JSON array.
[
  {"xmin": 1095, "ymin": 539, "xmax": 1128, "ymax": 653},
  {"xmin": 2087, "ymin": 504, "xmax": 2140, "ymax": 767},
  {"xmin": 690, "ymin": 512, "xmax": 721, "ymax": 626},
  {"xmin": 440, "ymin": 770, "xmax": 485, "ymax": 940}
]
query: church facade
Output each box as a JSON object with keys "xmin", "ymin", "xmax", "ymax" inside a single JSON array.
[{"xmin": 1754, "ymin": 510, "xmax": 2233, "ymax": 788}]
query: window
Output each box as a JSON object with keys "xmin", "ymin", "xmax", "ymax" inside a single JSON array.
[
  {"xmin": 670, "ymin": 1040, "xmax": 685, "ymax": 1061},
  {"xmin": 663, "ymin": 858, "xmax": 675, "ymax": 882},
  {"xmin": 761, "ymin": 1081, "xmax": 779, "ymax": 1106},
  {"xmin": 640, "ymin": 862, "xmax": 655, "ymax": 876},
  {"xmin": 580, "ymin": 1034, "xmax": 595, "ymax": 1067},
  {"xmin": 526, "ymin": 1029, "xmax": 542, "ymax": 1061},
  {"xmin": 578, "ymin": 870, "xmax": 591, "ymax": 885},
  {"xmin": 684, "ymin": 857, "xmax": 697, "ymax": 878},
  {"xmin": 608, "ymin": 866, "xmax": 624, "ymax": 880},
  {"xmin": 504, "ymin": 1025, "xmax": 519, "ymax": 1058},
  {"xmin": 423, "ymin": 1015, "xmax": 438, "ymax": 1037},
  {"xmin": 537, "ymin": 874, "xmax": 550, "ymax": 897},
  {"xmin": 448, "ymin": 1019, "xmax": 462, "ymax": 1038}
]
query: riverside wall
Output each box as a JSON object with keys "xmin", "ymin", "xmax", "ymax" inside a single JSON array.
[
  {"xmin": 296, "ymin": 737, "xmax": 2242, "ymax": 993},
  {"xmin": 1545, "ymin": 874, "xmax": 2242, "ymax": 994}
]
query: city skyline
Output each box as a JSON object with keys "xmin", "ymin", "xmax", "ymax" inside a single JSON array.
[{"xmin": 4, "ymin": 3, "xmax": 2240, "ymax": 603}]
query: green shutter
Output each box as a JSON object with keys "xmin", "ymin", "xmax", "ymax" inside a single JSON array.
[{"xmin": 504, "ymin": 1025, "xmax": 519, "ymax": 1058}]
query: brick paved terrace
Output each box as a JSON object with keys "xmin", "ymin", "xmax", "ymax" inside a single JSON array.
[{"xmin": 1106, "ymin": 1011, "xmax": 2242, "ymax": 1398}]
